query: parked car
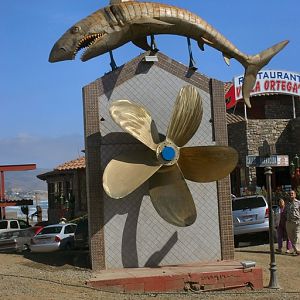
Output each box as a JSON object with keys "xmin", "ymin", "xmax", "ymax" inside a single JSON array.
[
  {"xmin": 232, "ymin": 195, "xmax": 276, "ymax": 247},
  {"xmin": 0, "ymin": 219, "xmax": 31, "ymax": 233},
  {"xmin": 74, "ymin": 217, "xmax": 89, "ymax": 250},
  {"xmin": 0, "ymin": 227, "xmax": 36, "ymax": 252},
  {"xmin": 30, "ymin": 223, "xmax": 77, "ymax": 253},
  {"xmin": 32, "ymin": 221, "xmax": 49, "ymax": 235}
]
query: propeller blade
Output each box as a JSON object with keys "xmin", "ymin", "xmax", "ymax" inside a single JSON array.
[
  {"xmin": 178, "ymin": 146, "xmax": 238, "ymax": 182},
  {"xmin": 109, "ymin": 100, "xmax": 160, "ymax": 151},
  {"xmin": 166, "ymin": 86, "xmax": 203, "ymax": 147},
  {"xmin": 149, "ymin": 165, "xmax": 197, "ymax": 227},
  {"xmin": 103, "ymin": 150, "xmax": 162, "ymax": 199}
]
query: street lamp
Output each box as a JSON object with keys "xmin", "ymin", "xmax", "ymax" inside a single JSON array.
[
  {"xmin": 290, "ymin": 154, "xmax": 300, "ymax": 192},
  {"xmin": 264, "ymin": 167, "xmax": 280, "ymax": 289}
]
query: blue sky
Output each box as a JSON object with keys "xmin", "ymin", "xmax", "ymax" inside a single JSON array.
[{"xmin": 1, "ymin": 0, "xmax": 299, "ymax": 168}]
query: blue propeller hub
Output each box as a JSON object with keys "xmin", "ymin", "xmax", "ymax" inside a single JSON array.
[{"xmin": 161, "ymin": 146, "xmax": 176, "ymax": 161}]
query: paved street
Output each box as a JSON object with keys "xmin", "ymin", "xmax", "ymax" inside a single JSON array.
[{"xmin": 0, "ymin": 242, "xmax": 299, "ymax": 299}]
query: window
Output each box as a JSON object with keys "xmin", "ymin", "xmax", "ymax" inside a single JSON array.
[
  {"xmin": 19, "ymin": 220, "xmax": 29, "ymax": 229},
  {"xmin": 64, "ymin": 225, "xmax": 76, "ymax": 234},
  {"xmin": 10, "ymin": 221, "xmax": 19, "ymax": 229},
  {"xmin": 232, "ymin": 196, "xmax": 266, "ymax": 211},
  {"xmin": 39, "ymin": 226, "xmax": 62, "ymax": 235},
  {"xmin": 0, "ymin": 221, "xmax": 8, "ymax": 229}
]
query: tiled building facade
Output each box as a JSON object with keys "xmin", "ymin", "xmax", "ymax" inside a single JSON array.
[{"xmin": 83, "ymin": 52, "xmax": 234, "ymax": 270}]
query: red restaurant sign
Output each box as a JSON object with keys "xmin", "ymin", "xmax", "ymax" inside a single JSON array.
[{"xmin": 226, "ymin": 70, "xmax": 300, "ymax": 109}]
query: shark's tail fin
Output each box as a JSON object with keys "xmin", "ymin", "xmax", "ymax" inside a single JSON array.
[{"xmin": 242, "ymin": 40, "xmax": 289, "ymax": 107}]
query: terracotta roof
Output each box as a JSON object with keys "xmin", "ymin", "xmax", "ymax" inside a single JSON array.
[
  {"xmin": 55, "ymin": 157, "xmax": 86, "ymax": 171},
  {"xmin": 226, "ymin": 112, "xmax": 245, "ymax": 125}
]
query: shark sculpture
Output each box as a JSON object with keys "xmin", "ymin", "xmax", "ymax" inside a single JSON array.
[{"xmin": 49, "ymin": 0, "xmax": 288, "ymax": 107}]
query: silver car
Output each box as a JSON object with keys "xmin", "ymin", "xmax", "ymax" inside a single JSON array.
[
  {"xmin": 0, "ymin": 228, "xmax": 36, "ymax": 252},
  {"xmin": 232, "ymin": 195, "xmax": 273, "ymax": 247},
  {"xmin": 30, "ymin": 223, "xmax": 77, "ymax": 253}
]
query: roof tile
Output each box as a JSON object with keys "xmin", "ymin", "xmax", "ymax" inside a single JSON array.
[{"xmin": 55, "ymin": 157, "xmax": 85, "ymax": 171}]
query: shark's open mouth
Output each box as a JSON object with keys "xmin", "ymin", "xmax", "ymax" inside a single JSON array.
[{"xmin": 73, "ymin": 33, "xmax": 106, "ymax": 59}]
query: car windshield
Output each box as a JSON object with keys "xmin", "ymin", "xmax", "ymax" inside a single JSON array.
[
  {"xmin": 0, "ymin": 221, "xmax": 8, "ymax": 229},
  {"xmin": 232, "ymin": 197, "xmax": 266, "ymax": 211},
  {"xmin": 38, "ymin": 226, "xmax": 62, "ymax": 235}
]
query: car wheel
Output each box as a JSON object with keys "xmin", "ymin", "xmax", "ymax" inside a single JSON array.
[
  {"xmin": 64, "ymin": 242, "xmax": 72, "ymax": 251},
  {"xmin": 23, "ymin": 244, "xmax": 31, "ymax": 252}
]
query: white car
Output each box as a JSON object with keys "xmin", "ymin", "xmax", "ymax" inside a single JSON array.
[
  {"xmin": 0, "ymin": 219, "xmax": 31, "ymax": 233},
  {"xmin": 232, "ymin": 195, "xmax": 277, "ymax": 247},
  {"xmin": 30, "ymin": 223, "xmax": 77, "ymax": 253}
]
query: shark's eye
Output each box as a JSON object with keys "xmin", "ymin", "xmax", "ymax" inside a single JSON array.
[{"xmin": 71, "ymin": 26, "xmax": 81, "ymax": 34}]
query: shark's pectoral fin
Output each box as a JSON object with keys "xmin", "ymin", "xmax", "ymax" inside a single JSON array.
[
  {"xmin": 132, "ymin": 36, "xmax": 152, "ymax": 51},
  {"xmin": 130, "ymin": 18, "xmax": 174, "ymax": 27},
  {"xmin": 197, "ymin": 39, "xmax": 205, "ymax": 51},
  {"xmin": 202, "ymin": 37, "xmax": 214, "ymax": 45},
  {"xmin": 223, "ymin": 54, "xmax": 231, "ymax": 66},
  {"xmin": 197, "ymin": 37, "xmax": 215, "ymax": 51}
]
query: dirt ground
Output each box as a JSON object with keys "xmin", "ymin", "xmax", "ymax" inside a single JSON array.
[{"xmin": 0, "ymin": 244, "xmax": 299, "ymax": 300}]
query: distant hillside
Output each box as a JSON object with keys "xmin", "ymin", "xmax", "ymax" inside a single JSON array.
[{"xmin": 5, "ymin": 168, "xmax": 50, "ymax": 192}]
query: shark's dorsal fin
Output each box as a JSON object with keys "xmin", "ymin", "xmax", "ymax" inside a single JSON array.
[
  {"xmin": 223, "ymin": 54, "xmax": 231, "ymax": 66},
  {"xmin": 110, "ymin": 0, "xmax": 136, "ymax": 4}
]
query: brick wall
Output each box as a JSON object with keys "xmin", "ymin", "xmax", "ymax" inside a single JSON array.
[
  {"xmin": 228, "ymin": 121, "xmax": 248, "ymax": 164},
  {"xmin": 227, "ymin": 117, "xmax": 300, "ymax": 188},
  {"xmin": 265, "ymin": 95, "xmax": 295, "ymax": 119},
  {"xmin": 246, "ymin": 119, "xmax": 291, "ymax": 156}
]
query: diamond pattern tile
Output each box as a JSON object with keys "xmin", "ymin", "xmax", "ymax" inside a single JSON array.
[{"xmin": 99, "ymin": 65, "xmax": 220, "ymax": 269}]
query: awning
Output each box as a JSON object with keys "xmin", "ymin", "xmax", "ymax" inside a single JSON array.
[{"xmin": 0, "ymin": 199, "xmax": 33, "ymax": 207}]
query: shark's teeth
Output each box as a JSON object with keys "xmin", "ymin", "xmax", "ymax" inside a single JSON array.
[{"xmin": 73, "ymin": 33, "xmax": 105, "ymax": 58}]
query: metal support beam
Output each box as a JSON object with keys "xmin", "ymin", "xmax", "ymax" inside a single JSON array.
[
  {"xmin": 0, "ymin": 164, "xmax": 36, "ymax": 219},
  {"xmin": 109, "ymin": 51, "xmax": 118, "ymax": 71},
  {"xmin": 292, "ymin": 96, "xmax": 296, "ymax": 119},
  {"xmin": 244, "ymin": 103, "xmax": 248, "ymax": 121},
  {"xmin": 150, "ymin": 34, "xmax": 159, "ymax": 52},
  {"xmin": 0, "ymin": 164, "xmax": 36, "ymax": 172},
  {"xmin": 187, "ymin": 37, "xmax": 197, "ymax": 70}
]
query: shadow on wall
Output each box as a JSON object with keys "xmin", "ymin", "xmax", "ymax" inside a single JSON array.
[
  {"xmin": 105, "ymin": 187, "xmax": 178, "ymax": 268},
  {"xmin": 144, "ymin": 232, "xmax": 178, "ymax": 267},
  {"xmin": 101, "ymin": 132, "xmax": 178, "ymax": 268},
  {"xmin": 121, "ymin": 194, "xmax": 142, "ymax": 268},
  {"xmin": 276, "ymin": 119, "xmax": 295, "ymax": 155}
]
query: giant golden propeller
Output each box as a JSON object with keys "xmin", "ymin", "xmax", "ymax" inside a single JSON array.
[{"xmin": 103, "ymin": 85, "xmax": 238, "ymax": 227}]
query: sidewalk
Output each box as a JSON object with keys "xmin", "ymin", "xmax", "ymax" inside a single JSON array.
[{"xmin": 235, "ymin": 243, "xmax": 300, "ymax": 291}]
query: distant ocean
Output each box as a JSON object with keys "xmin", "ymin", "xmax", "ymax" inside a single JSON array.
[{"xmin": 5, "ymin": 199, "xmax": 48, "ymax": 222}]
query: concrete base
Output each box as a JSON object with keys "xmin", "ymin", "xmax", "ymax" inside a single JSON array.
[{"xmin": 87, "ymin": 260, "xmax": 263, "ymax": 293}]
